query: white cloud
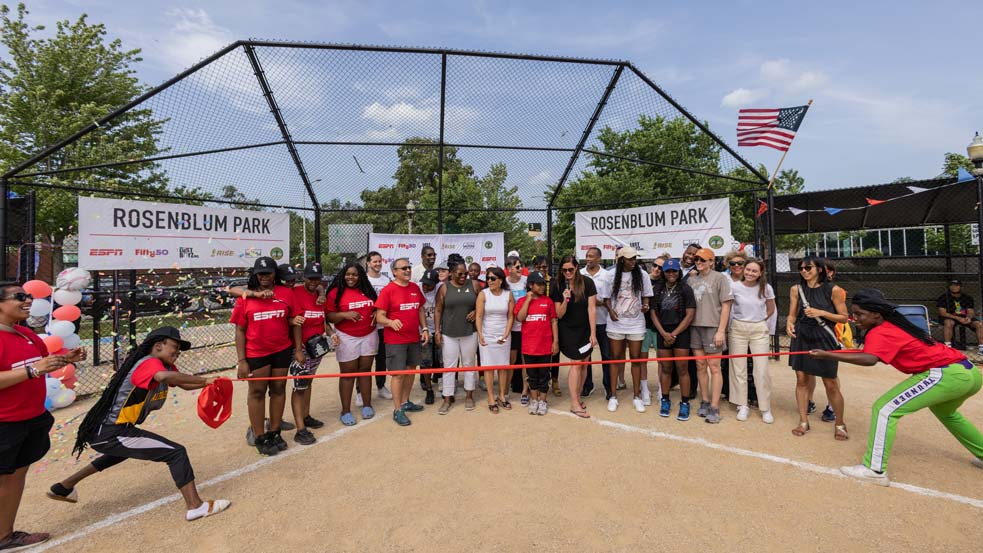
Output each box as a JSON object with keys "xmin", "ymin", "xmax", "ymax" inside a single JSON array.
[
  {"xmin": 790, "ymin": 71, "xmax": 828, "ymax": 92},
  {"xmin": 759, "ymin": 58, "xmax": 827, "ymax": 94},
  {"xmin": 759, "ymin": 59, "xmax": 791, "ymax": 81},
  {"xmin": 721, "ymin": 88, "xmax": 768, "ymax": 107},
  {"xmin": 363, "ymin": 102, "xmax": 435, "ymax": 126},
  {"xmin": 527, "ymin": 170, "xmax": 553, "ymax": 188},
  {"xmin": 159, "ymin": 9, "xmax": 234, "ymax": 71}
]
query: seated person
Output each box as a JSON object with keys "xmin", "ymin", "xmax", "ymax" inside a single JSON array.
[{"xmin": 937, "ymin": 279, "xmax": 983, "ymax": 354}]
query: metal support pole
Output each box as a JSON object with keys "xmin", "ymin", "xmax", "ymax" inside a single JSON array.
[
  {"xmin": 944, "ymin": 224, "xmax": 952, "ymax": 273},
  {"xmin": 437, "ymin": 53, "xmax": 447, "ymax": 234},
  {"xmin": 0, "ymin": 178, "xmax": 7, "ymax": 281},
  {"xmin": 128, "ymin": 270, "xmax": 137, "ymax": 346},
  {"xmin": 92, "ymin": 274, "xmax": 101, "ymax": 366},
  {"xmin": 546, "ymin": 208, "xmax": 554, "ymax": 266},
  {"xmin": 112, "ymin": 270, "xmax": 121, "ymax": 370},
  {"xmin": 314, "ymin": 208, "xmax": 322, "ymax": 265},
  {"xmin": 766, "ymin": 186, "xmax": 779, "ymax": 353},
  {"xmin": 976, "ymin": 176, "xmax": 983, "ymax": 306}
]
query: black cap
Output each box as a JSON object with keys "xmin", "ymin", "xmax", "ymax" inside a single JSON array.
[
  {"xmin": 951, "ymin": 279, "xmax": 962, "ymax": 285},
  {"xmin": 527, "ymin": 271, "xmax": 546, "ymax": 284},
  {"xmin": 303, "ymin": 261, "xmax": 323, "ymax": 279},
  {"xmin": 277, "ymin": 263, "xmax": 297, "ymax": 281},
  {"xmin": 147, "ymin": 326, "xmax": 191, "ymax": 351},
  {"xmin": 253, "ymin": 257, "xmax": 276, "ymax": 274},
  {"xmin": 421, "ymin": 269, "xmax": 439, "ymax": 286}
]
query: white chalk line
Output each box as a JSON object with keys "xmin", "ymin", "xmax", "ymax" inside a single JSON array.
[
  {"xmin": 31, "ymin": 416, "xmax": 380, "ymax": 552},
  {"xmin": 551, "ymin": 410, "xmax": 983, "ymax": 509}
]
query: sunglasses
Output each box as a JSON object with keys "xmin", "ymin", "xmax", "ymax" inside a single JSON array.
[
  {"xmin": 799, "ymin": 266, "xmax": 815, "ymax": 272},
  {"xmin": 729, "ymin": 261, "xmax": 745, "ymax": 266},
  {"xmin": 561, "ymin": 267, "xmax": 577, "ymax": 273},
  {"xmin": 2, "ymin": 292, "xmax": 30, "ymax": 302},
  {"xmin": 694, "ymin": 257, "xmax": 708, "ymax": 263},
  {"xmin": 394, "ymin": 266, "xmax": 412, "ymax": 271}
]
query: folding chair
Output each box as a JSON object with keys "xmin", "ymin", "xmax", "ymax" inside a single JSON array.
[{"xmin": 896, "ymin": 304, "xmax": 931, "ymax": 335}]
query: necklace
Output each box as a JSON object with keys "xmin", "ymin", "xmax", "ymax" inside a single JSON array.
[{"xmin": 664, "ymin": 282, "xmax": 678, "ymax": 296}]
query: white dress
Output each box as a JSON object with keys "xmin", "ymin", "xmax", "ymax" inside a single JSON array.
[{"xmin": 479, "ymin": 288, "xmax": 512, "ymax": 367}]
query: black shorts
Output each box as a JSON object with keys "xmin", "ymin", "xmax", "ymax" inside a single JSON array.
[
  {"xmin": 0, "ymin": 411, "xmax": 54, "ymax": 474},
  {"xmin": 510, "ymin": 331, "xmax": 523, "ymax": 352},
  {"xmin": 247, "ymin": 346, "xmax": 293, "ymax": 372},
  {"xmin": 658, "ymin": 324, "xmax": 691, "ymax": 351}
]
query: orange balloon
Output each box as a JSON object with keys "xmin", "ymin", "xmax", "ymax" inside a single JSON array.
[
  {"xmin": 42, "ymin": 335, "xmax": 64, "ymax": 353},
  {"xmin": 61, "ymin": 375, "xmax": 77, "ymax": 390},
  {"xmin": 49, "ymin": 363, "xmax": 76, "ymax": 381},
  {"xmin": 52, "ymin": 305, "xmax": 81, "ymax": 321},
  {"xmin": 23, "ymin": 280, "xmax": 51, "ymax": 298}
]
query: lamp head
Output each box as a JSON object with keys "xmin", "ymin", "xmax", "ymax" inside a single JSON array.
[{"xmin": 968, "ymin": 132, "xmax": 983, "ymax": 176}]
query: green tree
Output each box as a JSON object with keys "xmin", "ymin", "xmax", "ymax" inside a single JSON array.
[
  {"xmin": 942, "ymin": 152, "xmax": 973, "ymax": 177},
  {"xmin": 0, "ymin": 4, "xmax": 171, "ymax": 272}
]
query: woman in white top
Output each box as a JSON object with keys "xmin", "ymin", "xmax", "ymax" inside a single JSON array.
[
  {"xmin": 601, "ymin": 246, "xmax": 653, "ymax": 413},
  {"xmin": 476, "ymin": 267, "xmax": 515, "ymax": 413},
  {"xmin": 728, "ymin": 259, "xmax": 776, "ymax": 423}
]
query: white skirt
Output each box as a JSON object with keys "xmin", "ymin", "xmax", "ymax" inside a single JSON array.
[{"xmin": 478, "ymin": 335, "xmax": 512, "ymax": 368}]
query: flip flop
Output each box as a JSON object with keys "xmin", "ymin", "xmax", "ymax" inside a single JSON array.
[
  {"xmin": 570, "ymin": 408, "xmax": 590, "ymax": 419},
  {"xmin": 791, "ymin": 421, "xmax": 810, "ymax": 436},
  {"xmin": 488, "ymin": 403, "xmax": 500, "ymax": 414},
  {"xmin": 834, "ymin": 424, "xmax": 849, "ymax": 441},
  {"xmin": 499, "ymin": 399, "xmax": 512, "ymax": 411}
]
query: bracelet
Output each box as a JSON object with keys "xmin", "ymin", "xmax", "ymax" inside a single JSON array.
[
  {"xmin": 25, "ymin": 366, "xmax": 33, "ymax": 379},
  {"xmin": 26, "ymin": 365, "xmax": 40, "ymax": 379}
]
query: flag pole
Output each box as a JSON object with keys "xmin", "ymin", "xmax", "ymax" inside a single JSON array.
[{"xmin": 766, "ymin": 99, "xmax": 813, "ymax": 190}]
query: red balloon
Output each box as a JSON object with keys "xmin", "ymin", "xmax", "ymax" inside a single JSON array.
[
  {"xmin": 23, "ymin": 280, "xmax": 51, "ymax": 298},
  {"xmin": 50, "ymin": 363, "xmax": 76, "ymax": 382},
  {"xmin": 61, "ymin": 375, "xmax": 77, "ymax": 390},
  {"xmin": 42, "ymin": 335, "xmax": 63, "ymax": 353},
  {"xmin": 54, "ymin": 348, "xmax": 69, "ymax": 356},
  {"xmin": 52, "ymin": 305, "xmax": 81, "ymax": 322}
]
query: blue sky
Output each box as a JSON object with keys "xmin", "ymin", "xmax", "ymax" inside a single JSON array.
[{"xmin": 19, "ymin": 0, "xmax": 983, "ymax": 202}]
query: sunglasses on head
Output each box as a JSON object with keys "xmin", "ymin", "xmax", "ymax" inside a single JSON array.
[{"xmin": 2, "ymin": 292, "xmax": 30, "ymax": 302}]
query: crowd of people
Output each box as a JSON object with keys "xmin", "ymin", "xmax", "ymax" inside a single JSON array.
[{"xmin": 2, "ymin": 246, "xmax": 983, "ymax": 547}]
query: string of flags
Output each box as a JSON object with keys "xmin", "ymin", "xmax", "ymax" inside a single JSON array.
[{"xmin": 756, "ymin": 168, "xmax": 977, "ymax": 218}]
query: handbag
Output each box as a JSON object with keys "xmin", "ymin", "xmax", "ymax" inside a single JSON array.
[
  {"xmin": 305, "ymin": 334, "xmax": 332, "ymax": 359},
  {"xmin": 797, "ymin": 285, "xmax": 844, "ymax": 349}
]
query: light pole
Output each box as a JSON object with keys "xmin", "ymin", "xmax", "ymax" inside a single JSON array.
[
  {"xmin": 407, "ymin": 199, "xmax": 417, "ymax": 234},
  {"xmin": 967, "ymin": 133, "xmax": 983, "ymax": 304}
]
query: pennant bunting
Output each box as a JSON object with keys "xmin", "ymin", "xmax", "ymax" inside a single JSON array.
[
  {"xmin": 789, "ymin": 207, "xmax": 805, "ymax": 216},
  {"xmin": 756, "ymin": 200, "xmax": 768, "ymax": 217},
  {"xmin": 957, "ymin": 167, "xmax": 975, "ymax": 183},
  {"xmin": 824, "ymin": 207, "xmax": 843, "ymax": 215},
  {"xmin": 778, "ymin": 177, "xmax": 969, "ymax": 216},
  {"xmin": 865, "ymin": 198, "xmax": 886, "ymax": 206},
  {"xmin": 906, "ymin": 186, "xmax": 929, "ymax": 194}
]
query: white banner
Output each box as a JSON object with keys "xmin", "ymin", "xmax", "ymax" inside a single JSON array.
[
  {"xmin": 78, "ymin": 197, "xmax": 290, "ymax": 270},
  {"xmin": 368, "ymin": 233, "xmax": 504, "ymax": 279},
  {"xmin": 575, "ymin": 198, "xmax": 737, "ymax": 260}
]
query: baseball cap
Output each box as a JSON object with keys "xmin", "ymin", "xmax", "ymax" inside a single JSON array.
[
  {"xmin": 435, "ymin": 258, "xmax": 449, "ymax": 270},
  {"xmin": 421, "ymin": 269, "xmax": 439, "ymax": 286},
  {"xmin": 277, "ymin": 263, "xmax": 297, "ymax": 281},
  {"xmin": 663, "ymin": 259, "xmax": 681, "ymax": 272},
  {"xmin": 303, "ymin": 261, "xmax": 323, "ymax": 279},
  {"xmin": 197, "ymin": 377, "xmax": 233, "ymax": 429},
  {"xmin": 616, "ymin": 246, "xmax": 639, "ymax": 260},
  {"xmin": 147, "ymin": 326, "xmax": 191, "ymax": 351},
  {"xmin": 527, "ymin": 271, "xmax": 546, "ymax": 284},
  {"xmin": 950, "ymin": 278, "xmax": 962, "ymax": 285},
  {"xmin": 507, "ymin": 250, "xmax": 520, "ymax": 258},
  {"xmin": 695, "ymin": 248, "xmax": 716, "ymax": 262},
  {"xmin": 253, "ymin": 256, "xmax": 276, "ymax": 274}
]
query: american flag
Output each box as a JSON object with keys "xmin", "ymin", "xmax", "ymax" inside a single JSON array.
[{"xmin": 737, "ymin": 105, "xmax": 809, "ymax": 151}]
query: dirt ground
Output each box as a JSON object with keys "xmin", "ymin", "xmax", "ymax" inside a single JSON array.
[{"xmin": 16, "ymin": 351, "xmax": 983, "ymax": 552}]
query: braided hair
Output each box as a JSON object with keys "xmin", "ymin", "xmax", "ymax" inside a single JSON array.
[
  {"xmin": 611, "ymin": 255, "xmax": 644, "ymax": 298},
  {"xmin": 851, "ymin": 288, "xmax": 935, "ymax": 345},
  {"xmin": 72, "ymin": 335, "xmax": 169, "ymax": 458}
]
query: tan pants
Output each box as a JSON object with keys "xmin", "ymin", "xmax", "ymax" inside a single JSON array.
[{"xmin": 728, "ymin": 319, "xmax": 772, "ymax": 412}]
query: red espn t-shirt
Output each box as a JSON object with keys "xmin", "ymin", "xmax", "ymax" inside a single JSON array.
[
  {"xmin": 292, "ymin": 286, "xmax": 328, "ymax": 342},
  {"xmin": 130, "ymin": 357, "xmax": 174, "ymax": 389},
  {"xmin": 230, "ymin": 285, "xmax": 296, "ymax": 358},
  {"xmin": 515, "ymin": 295, "xmax": 557, "ymax": 356},
  {"xmin": 863, "ymin": 321, "xmax": 966, "ymax": 374},
  {"xmin": 325, "ymin": 287, "xmax": 376, "ymax": 337},
  {"xmin": 0, "ymin": 326, "xmax": 49, "ymax": 422},
  {"xmin": 374, "ymin": 281, "xmax": 424, "ymax": 345}
]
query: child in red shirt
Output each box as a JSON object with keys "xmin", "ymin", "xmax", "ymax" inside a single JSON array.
[{"xmin": 515, "ymin": 272, "xmax": 558, "ymax": 415}]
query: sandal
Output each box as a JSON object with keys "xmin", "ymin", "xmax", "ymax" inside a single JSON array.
[
  {"xmin": 580, "ymin": 401, "xmax": 587, "ymax": 410},
  {"xmin": 791, "ymin": 421, "xmax": 810, "ymax": 436},
  {"xmin": 570, "ymin": 408, "xmax": 590, "ymax": 419},
  {"xmin": 488, "ymin": 403, "xmax": 500, "ymax": 414},
  {"xmin": 834, "ymin": 424, "xmax": 849, "ymax": 441},
  {"xmin": 499, "ymin": 399, "xmax": 512, "ymax": 411}
]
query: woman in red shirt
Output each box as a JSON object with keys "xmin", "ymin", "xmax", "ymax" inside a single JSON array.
[
  {"xmin": 325, "ymin": 263, "xmax": 379, "ymax": 426},
  {"xmin": 810, "ymin": 288, "xmax": 983, "ymax": 486},
  {"xmin": 232, "ymin": 256, "xmax": 297, "ymax": 456},
  {"xmin": 515, "ymin": 272, "xmax": 558, "ymax": 416},
  {"xmin": 0, "ymin": 283, "xmax": 85, "ymax": 550}
]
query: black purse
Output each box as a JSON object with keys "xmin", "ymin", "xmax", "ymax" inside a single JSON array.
[{"xmin": 305, "ymin": 334, "xmax": 332, "ymax": 359}]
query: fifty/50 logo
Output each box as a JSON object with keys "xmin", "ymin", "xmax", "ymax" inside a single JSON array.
[
  {"xmin": 179, "ymin": 247, "xmax": 199, "ymax": 259},
  {"xmin": 135, "ymin": 248, "xmax": 168, "ymax": 258},
  {"xmin": 270, "ymin": 247, "xmax": 284, "ymax": 260}
]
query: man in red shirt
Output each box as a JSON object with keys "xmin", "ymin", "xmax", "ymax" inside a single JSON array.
[{"xmin": 375, "ymin": 257, "xmax": 429, "ymax": 426}]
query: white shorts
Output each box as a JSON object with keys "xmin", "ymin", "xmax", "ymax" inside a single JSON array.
[{"xmin": 335, "ymin": 330, "xmax": 378, "ymax": 363}]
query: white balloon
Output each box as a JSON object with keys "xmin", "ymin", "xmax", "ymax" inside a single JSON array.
[
  {"xmin": 49, "ymin": 320, "xmax": 75, "ymax": 338},
  {"xmin": 51, "ymin": 388, "xmax": 76, "ymax": 409},
  {"xmin": 52, "ymin": 289, "xmax": 82, "ymax": 306},
  {"xmin": 29, "ymin": 299, "xmax": 51, "ymax": 317},
  {"xmin": 45, "ymin": 377, "xmax": 62, "ymax": 396},
  {"xmin": 56, "ymin": 267, "xmax": 92, "ymax": 291},
  {"xmin": 62, "ymin": 333, "xmax": 81, "ymax": 349}
]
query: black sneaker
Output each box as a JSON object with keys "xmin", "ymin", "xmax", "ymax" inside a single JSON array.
[
  {"xmin": 280, "ymin": 420, "xmax": 296, "ymax": 431},
  {"xmin": 580, "ymin": 386, "xmax": 595, "ymax": 398},
  {"xmin": 821, "ymin": 405, "xmax": 836, "ymax": 423},
  {"xmin": 807, "ymin": 401, "xmax": 816, "ymax": 414},
  {"xmin": 303, "ymin": 415, "xmax": 325, "ymax": 429},
  {"xmin": 294, "ymin": 429, "xmax": 316, "ymax": 445},
  {"xmin": 271, "ymin": 430, "xmax": 288, "ymax": 451},
  {"xmin": 425, "ymin": 389, "xmax": 435, "ymax": 404},
  {"xmin": 255, "ymin": 433, "xmax": 279, "ymax": 456}
]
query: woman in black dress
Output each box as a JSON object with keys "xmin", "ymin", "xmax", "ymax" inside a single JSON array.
[
  {"xmin": 787, "ymin": 256, "xmax": 849, "ymax": 440},
  {"xmin": 551, "ymin": 255, "xmax": 597, "ymax": 417}
]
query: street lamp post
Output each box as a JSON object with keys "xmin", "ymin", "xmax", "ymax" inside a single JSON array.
[
  {"xmin": 407, "ymin": 200, "xmax": 417, "ymax": 234},
  {"xmin": 967, "ymin": 132, "xmax": 983, "ymax": 305}
]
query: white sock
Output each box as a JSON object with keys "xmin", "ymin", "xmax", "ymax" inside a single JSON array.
[
  {"xmin": 641, "ymin": 379, "xmax": 648, "ymax": 391},
  {"xmin": 187, "ymin": 502, "xmax": 210, "ymax": 520}
]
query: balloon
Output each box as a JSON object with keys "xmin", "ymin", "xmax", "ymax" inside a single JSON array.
[
  {"xmin": 23, "ymin": 280, "xmax": 51, "ymax": 298},
  {"xmin": 26, "ymin": 315, "xmax": 48, "ymax": 328},
  {"xmin": 52, "ymin": 305, "xmax": 81, "ymax": 321},
  {"xmin": 50, "ymin": 363, "xmax": 75, "ymax": 381},
  {"xmin": 54, "ymin": 348, "xmax": 69, "ymax": 356},
  {"xmin": 29, "ymin": 299, "xmax": 51, "ymax": 317},
  {"xmin": 44, "ymin": 397, "xmax": 53, "ymax": 411},
  {"xmin": 49, "ymin": 320, "xmax": 74, "ymax": 338},
  {"xmin": 45, "ymin": 377, "xmax": 62, "ymax": 397},
  {"xmin": 42, "ymin": 335, "xmax": 64, "ymax": 353},
  {"xmin": 56, "ymin": 267, "xmax": 92, "ymax": 291},
  {"xmin": 51, "ymin": 388, "xmax": 76, "ymax": 409},
  {"xmin": 52, "ymin": 289, "xmax": 83, "ymax": 307},
  {"xmin": 62, "ymin": 333, "xmax": 81, "ymax": 350},
  {"xmin": 61, "ymin": 375, "xmax": 77, "ymax": 390}
]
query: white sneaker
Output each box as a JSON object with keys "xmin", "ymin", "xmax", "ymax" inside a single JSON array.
[
  {"xmin": 355, "ymin": 392, "xmax": 364, "ymax": 407},
  {"xmin": 971, "ymin": 457, "xmax": 983, "ymax": 469},
  {"xmin": 840, "ymin": 464, "xmax": 889, "ymax": 486},
  {"xmin": 378, "ymin": 385, "xmax": 393, "ymax": 400},
  {"xmin": 736, "ymin": 406, "xmax": 749, "ymax": 421},
  {"xmin": 537, "ymin": 400, "xmax": 549, "ymax": 416},
  {"xmin": 640, "ymin": 388, "xmax": 652, "ymax": 406},
  {"xmin": 607, "ymin": 397, "xmax": 619, "ymax": 412},
  {"xmin": 761, "ymin": 410, "xmax": 774, "ymax": 424},
  {"xmin": 633, "ymin": 396, "xmax": 646, "ymax": 413}
]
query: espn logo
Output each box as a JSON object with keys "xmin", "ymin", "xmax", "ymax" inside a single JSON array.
[
  {"xmin": 253, "ymin": 310, "xmax": 286, "ymax": 321},
  {"xmin": 526, "ymin": 314, "xmax": 548, "ymax": 322},
  {"xmin": 303, "ymin": 310, "xmax": 325, "ymax": 319},
  {"xmin": 398, "ymin": 302, "xmax": 420, "ymax": 311},
  {"xmin": 89, "ymin": 248, "xmax": 123, "ymax": 256},
  {"xmin": 349, "ymin": 300, "xmax": 374, "ymax": 309}
]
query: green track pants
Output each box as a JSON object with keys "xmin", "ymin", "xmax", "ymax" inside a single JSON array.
[{"xmin": 865, "ymin": 360, "xmax": 983, "ymax": 472}]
